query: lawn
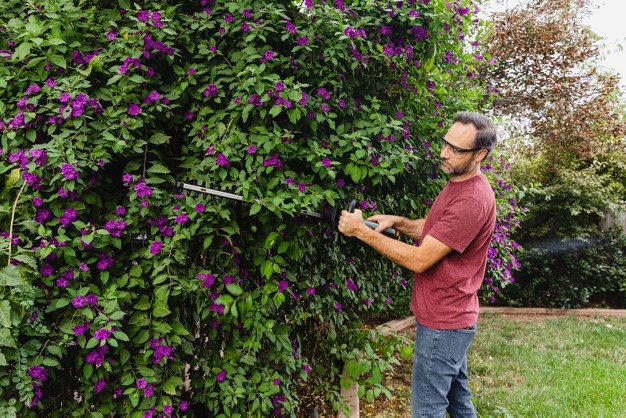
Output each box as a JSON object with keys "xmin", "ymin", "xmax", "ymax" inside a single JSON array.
[{"xmin": 363, "ymin": 313, "xmax": 626, "ymax": 417}]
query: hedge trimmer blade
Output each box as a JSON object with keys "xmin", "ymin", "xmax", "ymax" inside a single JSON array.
[{"xmin": 173, "ymin": 176, "xmax": 399, "ymax": 239}]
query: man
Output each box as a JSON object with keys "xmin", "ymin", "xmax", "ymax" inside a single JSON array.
[{"xmin": 338, "ymin": 111, "xmax": 497, "ymax": 417}]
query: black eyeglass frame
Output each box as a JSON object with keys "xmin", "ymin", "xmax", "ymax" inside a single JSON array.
[{"xmin": 441, "ymin": 136, "xmax": 484, "ymax": 154}]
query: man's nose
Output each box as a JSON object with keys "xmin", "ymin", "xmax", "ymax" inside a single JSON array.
[{"xmin": 440, "ymin": 144, "xmax": 449, "ymax": 159}]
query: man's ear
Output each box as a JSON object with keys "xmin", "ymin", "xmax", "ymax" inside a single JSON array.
[{"xmin": 476, "ymin": 149, "xmax": 490, "ymax": 163}]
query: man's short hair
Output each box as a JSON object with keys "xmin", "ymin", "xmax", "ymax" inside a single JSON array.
[{"xmin": 454, "ymin": 111, "xmax": 497, "ymax": 151}]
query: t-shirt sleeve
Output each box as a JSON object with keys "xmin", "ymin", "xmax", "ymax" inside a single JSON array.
[{"xmin": 426, "ymin": 196, "xmax": 486, "ymax": 253}]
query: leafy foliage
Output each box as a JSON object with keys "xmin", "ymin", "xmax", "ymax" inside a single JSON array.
[
  {"xmin": 482, "ymin": 0, "xmax": 626, "ymax": 168},
  {"xmin": 0, "ymin": 0, "xmax": 518, "ymax": 416},
  {"xmin": 503, "ymin": 229, "xmax": 626, "ymax": 308}
]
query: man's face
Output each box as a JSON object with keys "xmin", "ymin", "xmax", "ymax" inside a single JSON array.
[{"xmin": 440, "ymin": 122, "xmax": 484, "ymax": 177}]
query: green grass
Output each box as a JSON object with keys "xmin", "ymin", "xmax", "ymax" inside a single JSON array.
[{"xmin": 469, "ymin": 314, "xmax": 626, "ymax": 417}]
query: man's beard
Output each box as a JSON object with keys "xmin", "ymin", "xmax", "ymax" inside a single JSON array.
[{"xmin": 441, "ymin": 158, "xmax": 475, "ymax": 176}]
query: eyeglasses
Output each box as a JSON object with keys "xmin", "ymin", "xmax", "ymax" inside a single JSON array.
[{"xmin": 441, "ymin": 137, "xmax": 483, "ymax": 155}]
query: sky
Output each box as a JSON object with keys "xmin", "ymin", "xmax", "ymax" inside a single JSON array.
[
  {"xmin": 486, "ymin": 0, "xmax": 626, "ymax": 92},
  {"xmin": 583, "ymin": 0, "xmax": 626, "ymax": 91}
]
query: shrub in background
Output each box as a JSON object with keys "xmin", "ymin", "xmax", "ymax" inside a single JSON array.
[
  {"xmin": 503, "ymin": 229, "xmax": 626, "ymax": 308},
  {"xmin": 0, "ymin": 0, "xmax": 520, "ymax": 416}
]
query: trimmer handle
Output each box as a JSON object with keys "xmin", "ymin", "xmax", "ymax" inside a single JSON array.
[{"xmin": 347, "ymin": 199, "xmax": 400, "ymax": 239}]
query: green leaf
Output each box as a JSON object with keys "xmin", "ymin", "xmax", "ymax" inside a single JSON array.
[
  {"xmin": 153, "ymin": 306, "xmax": 171, "ymax": 318},
  {"xmin": 47, "ymin": 345, "xmax": 63, "ymax": 357},
  {"xmin": 273, "ymin": 292, "xmax": 285, "ymax": 308},
  {"xmin": 134, "ymin": 295, "xmax": 151, "ymax": 310},
  {"xmin": 269, "ymin": 105, "xmax": 282, "ymax": 117},
  {"xmin": 261, "ymin": 261, "xmax": 274, "ymax": 279},
  {"xmin": 215, "ymin": 294, "xmax": 233, "ymax": 306},
  {"xmin": 148, "ymin": 132, "xmax": 170, "ymax": 145},
  {"xmin": 84, "ymin": 363, "xmax": 94, "ymax": 380},
  {"xmin": 0, "ymin": 329, "xmax": 16, "ymax": 348},
  {"xmin": 14, "ymin": 42, "xmax": 31, "ymax": 60},
  {"xmin": 0, "ymin": 265, "xmax": 23, "ymax": 287},
  {"xmin": 249, "ymin": 203, "xmax": 262, "ymax": 216},
  {"xmin": 226, "ymin": 283, "xmax": 243, "ymax": 296},
  {"xmin": 48, "ymin": 54, "xmax": 66, "ymax": 69},
  {"xmin": 0, "ymin": 300, "xmax": 11, "ymax": 328},
  {"xmin": 46, "ymin": 38, "xmax": 66, "ymax": 46},
  {"xmin": 162, "ymin": 376, "xmax": 183, "ymax": 395}
]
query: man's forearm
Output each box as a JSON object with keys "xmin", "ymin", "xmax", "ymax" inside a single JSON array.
[{"xmin": 394, "ymin": 217, "xmax": 426, "ymax": 241}]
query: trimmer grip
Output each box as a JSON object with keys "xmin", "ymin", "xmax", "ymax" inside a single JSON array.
[
  {"xmin": 364, "ymin": 220, "xmax": 400, "ymax": 239},
  {"xmin": 348, "ymin": 199, "xmax": 399, "ymax": 239},
  {"xmin": 347, "ymin": 199, "xmax": 359, "ymax": 213}
]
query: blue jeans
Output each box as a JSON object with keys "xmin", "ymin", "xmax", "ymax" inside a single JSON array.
[{"xmin": 411, "ymin": 321, "xmax": 477, "ymax": 418}]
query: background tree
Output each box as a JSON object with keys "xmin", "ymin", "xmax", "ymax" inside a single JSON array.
[
  {"xmin": 481, "ymin": 0, "xmax": 626, "ymax": 308},
  {"xmin": 483, "ymin": 0, "xmax": 626, "ymax": 169}
]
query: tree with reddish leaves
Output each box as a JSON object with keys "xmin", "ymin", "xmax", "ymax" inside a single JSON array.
[{"xmin": 482, "ymin": 0, "xmax": 626, "ymax": 175}]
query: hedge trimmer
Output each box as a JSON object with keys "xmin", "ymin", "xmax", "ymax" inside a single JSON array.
[{"xmin": 173, "ymin": 176, "xmax": 400, "ymax": 239}]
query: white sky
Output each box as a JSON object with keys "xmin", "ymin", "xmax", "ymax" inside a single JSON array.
[
  {"xmin": 584, "ymin": 0, "xmax": 626, "ymax": 91},
  {"xmin": 486, "ymin": 0, "xmax": 626, "ymax": 92}
]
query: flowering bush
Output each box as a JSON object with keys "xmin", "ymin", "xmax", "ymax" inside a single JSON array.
[
  {"xmin": 0, "ymin": 0, "xmax": 518, "ymax": 416},
  {"xmin": 480, "ymin": 155, "xmax": 526, "ymax": 303}
]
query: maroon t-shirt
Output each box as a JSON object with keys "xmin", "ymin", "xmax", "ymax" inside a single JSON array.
[{"xmin": 410, "ymin": 173, "xmax": 496, "ymax": 329}]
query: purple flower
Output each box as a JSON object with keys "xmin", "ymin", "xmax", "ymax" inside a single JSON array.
[
  {"xmin": 94, "ymin": 328, "xmax": 112, "ymax": 340},
  {"xmin": 180, "ymin": 401, "xmax": 189, "ymax": 411},
  {"xmin": 72, "ymin": 295, "xmax": 86, "ymax": 308},
  {"xmin": 73, "ymin": 323, "xmax": 89, "ymax": 336},
  {"xmin": 216, "ymin": 152, "xmax": 230, "ymax": 167},
  {"xmin": 104, "ymin": 219, "xmax": 127, "ymax": 237},
  {"xmin": 198, "ymin": 273, "xmax": 215, "ymax": 288},
  {"xmin": 94, "ymin": 378, "xmax": 107, "ymax": 393},
  {"xmin": 175, "ymin": 214, "xmax": 189, "ymax": 225},
  {"xmin": 297, "ymin": 37, "xmax": 309, "ymax": 45},
  {"xmin": 143, "ymin": 384, "xmax": 154, "ymax": 397},
  {"xmin": 195, "ymin": 203, "xmax": 206, "ymax": 213},
  {"xmin": 247, "ymin": 145, "xmax": 257, "ymax": 154},
  {"xmin": 86, "ymin": 294, "xmax": 98, "ymax": 305},
  {"xmin": 150, "ymin": 240, "xmax": 163, "ymax": 255},
  {"xmin": 210, "ymin": 304, "xmax": 225, "ymax": 315},
  {"xmin": 85, "ymin": 345, "xmax": 108, "ymax": 365},
  {"xmin": 122, "ymin": 173, "xmax": 133, "ymax": 183},
  {"xmin": 306, "ymin": 287, "xmax": 316, "ymax": 296},
  {"xmin": 321, "ymin": 158, "xmax": 332, "ymax": 167},
  {"xmin": 61, "ymin": 163, "xmax": 79, "ymax": 180},
  {"xmin": 335, "ymin": 302, "xmax": 342, "ymax": 311},
  {"xmin": 273, "ymin": 378, "xmax": 281, "ymax": 386},
  {"xmin": 136, "ymin": 378, "xmax": 147, "ymax": 389},
  {"xmin": 203, "ymin": 84, "xmax": 218, "ymax": 98},
  {"xmin": 153, "ymin": 343, "xmax": 175, "ymax": 364},
  {"xmin": 298, "ymin": 92, "xmax": 308, "ymax": 106},
  {"xmin": 128, "ymin": 103, "xmax": 141, "ymax": 116},
  {"xmin": 346, "ymin": 278, "xmax": 359, "ymax": 291},
  {"xmin": 134, "ymin": 180, "xmax": 153, "ymax": 198},
  {"xmin": 278, "ymin": 280, "xmax": 288, "ymax": 293},
  {"xmin": 216, "ymin": 369, "xmax": 227, "ymax": 382},
  {"xmin": 144, "ymin": 91, "xmax": 161, "ymax": 104},
  {"xmin": 316, "ymin": 87, "xmax": 331, "ymax": 100},
  {"xmin": 28, "ymin": 366, "xmax": 48, "ymax": 381},
  {"xmin": 41, "ymin": 264, "xmax": 53, "ymax": 276},
  {"xmin": 261, "ymin": 50, "xmax": 275, "ymax": 62},
  {"xmin": 163, "ymin": 405, "xmax": 173, "ymax": 416}
]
